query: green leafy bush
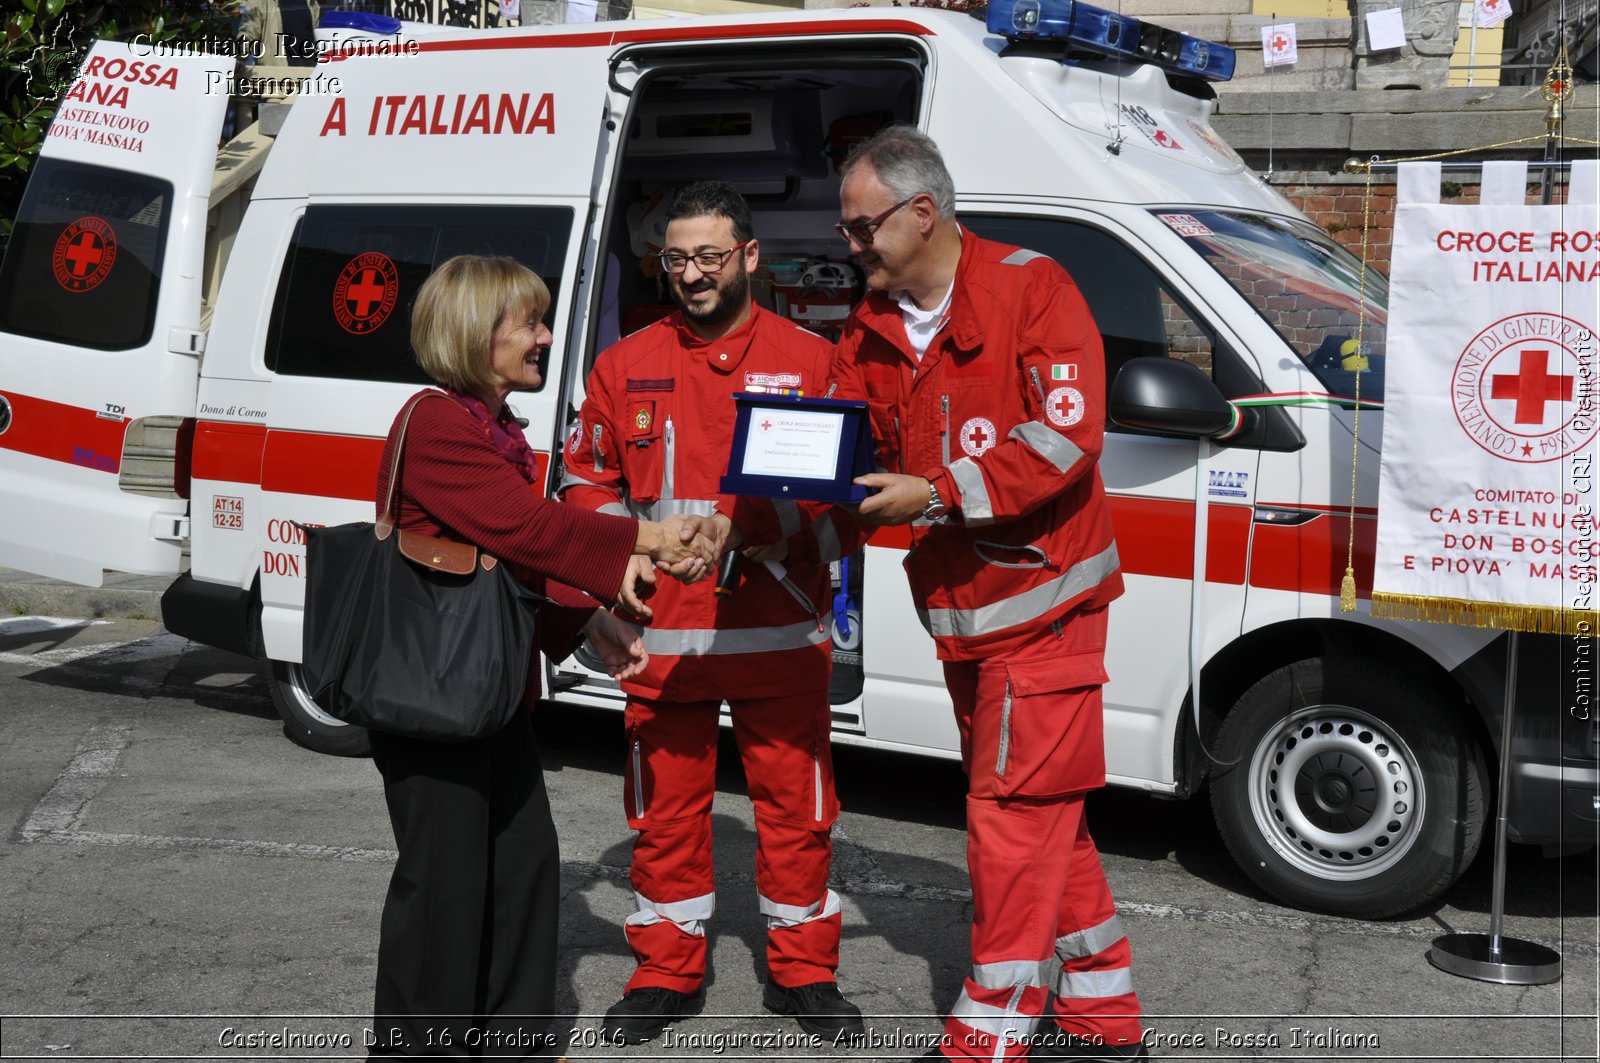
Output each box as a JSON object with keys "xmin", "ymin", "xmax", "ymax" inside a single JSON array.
[{"xmin": 0, "ymin": 0, "xmax": 238, "ymax": 249}]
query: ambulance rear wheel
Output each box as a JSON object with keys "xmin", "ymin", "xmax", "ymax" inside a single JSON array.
[
  {"xmin": 268, "ymin": 659, "xmax": 372, "ymax": 758},
  {"xmin": 1210, "ymin": 656, "xmax": 1485, "ymax": 918}
]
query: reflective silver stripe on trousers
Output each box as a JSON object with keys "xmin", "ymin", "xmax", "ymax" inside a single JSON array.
[
  {"xmin": 1009, "ymin": 421, "xmax": 1085, "ymax": 476},
  {"xmin": 759, "ymin": 888, "xmax": 841, "ymax": 928},
  {"xmin": 626, "ymin": 889, "xmax": 716, "ymax": 936},
  {"xmin": 949, "ymin": 457, "xmax": 992, "ymax": 525},
  {"xmin": 640, "ymin": 620, "xmax": 830, "ymax": 656},
  {"xmin": 971, "ymin": 958, "xmax": 1051, "ymax": 990},
  {"xmin": 1055, "ymin": 914, "xmax": 1127, "ymax": 961},
  {"xmin": 950, "ymin": 987, "xmax": 1041, "ymax": 1043},
  {"xmin": 1054, "ymin": 966, "xmax": 1136, "ymax": 1001},
  {"xmin": 920, "ymin": 542, "xmax": 1120, "ymax": 638},
  {"xmin": 813, "ymin": 511, "xmax": 843, "ymax": 565},
  {"xmin": 1001, "ymin": 248, "xmax": 1046, "ymax": 266}
]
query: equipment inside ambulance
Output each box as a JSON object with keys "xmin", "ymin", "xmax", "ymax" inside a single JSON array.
[{"xmin": 0, "ymin": 2, "xmax": 1590, "ymax": 923}]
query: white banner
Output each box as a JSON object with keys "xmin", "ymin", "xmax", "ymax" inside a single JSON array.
[
  {"xmin": 1372, "ymin": 160, "xmax": 1599, "ymax": 634},
  {"xmin": 1262, "ymin": 23, "xmax": 1299, "ymax": 66},
  {"xmin": 1475, "ymin": 0, "xmax": 1513, "ymax": 29}
]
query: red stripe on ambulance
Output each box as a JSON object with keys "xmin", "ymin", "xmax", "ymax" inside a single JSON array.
[{"xmin": 0, "ymin": 390, "xmax": 127, "ymax": 474}]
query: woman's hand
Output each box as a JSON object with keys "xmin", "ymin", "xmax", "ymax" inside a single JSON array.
[
  {"xmin": 583, "ymin": 609, "xmax": 648, "ymax": 681},
  {"xmin": 616, "ymin": 554, "xmax": 657, "ymax": 619},
  {"xmin": 649, "ymin": 515, "xmax": 718, "ymax": 574}
]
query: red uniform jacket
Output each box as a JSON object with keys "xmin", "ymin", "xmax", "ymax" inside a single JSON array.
[
  {"xmin": 561, "ymin": 306, "xmax": 863, "ymax": 701},
  {"xmin": 830, "ymin": 231, "xmax": 1123, "ymax": 661}
]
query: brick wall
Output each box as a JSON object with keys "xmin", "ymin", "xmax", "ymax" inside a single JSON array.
[{"xmin": 1277, "ymin": 180, "xmax": 1574, "ymax": 276}]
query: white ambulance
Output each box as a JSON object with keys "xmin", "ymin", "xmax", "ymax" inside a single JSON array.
[{"xmin": 0, "ymin": 3, "xmax": 1590, "ymax": 920}]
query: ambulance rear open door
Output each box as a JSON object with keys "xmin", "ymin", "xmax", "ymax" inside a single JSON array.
[{"xmin": 0, "ymin": 43, "xmax": 234, "ymax": 586}]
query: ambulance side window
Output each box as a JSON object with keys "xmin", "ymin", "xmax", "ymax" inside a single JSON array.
[
  {"xmin": 0, "ymin": 159, "xmax": 171, "ymax": 350},
  {"xmin": 265, "ymin": 204, "xmax": 573, "ymax": 386},
  {"xmin": 962, "ymin": 213, "xmax": 1219, "ymax": 417}
]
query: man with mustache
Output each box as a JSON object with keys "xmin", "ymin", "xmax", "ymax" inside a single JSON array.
[{"xmin": 562, "ymin": 181, "xmax": 866, "ymax": 1046}]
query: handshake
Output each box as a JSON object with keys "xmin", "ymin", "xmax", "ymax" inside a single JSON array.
[{"xmin": 621, "ymin": 511, "xmax": 757, "ymax": 618}]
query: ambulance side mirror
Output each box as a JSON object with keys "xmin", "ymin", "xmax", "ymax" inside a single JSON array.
[{"xmin": 1108, "ymin": 357, "xmax": 1249, "ymax": 440}]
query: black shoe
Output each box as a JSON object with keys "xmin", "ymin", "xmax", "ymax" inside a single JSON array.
[
  {"xmin": 762, "ymin": 980, "xmax": 866, "ymax": 1040},
  {"xmin": 599, "ymin": 985, "xmax": 705, "ymax": 1044},
  {"xmin": 1033, "ymin": 1023, "xmax": 1150, "ymax": 1059}
]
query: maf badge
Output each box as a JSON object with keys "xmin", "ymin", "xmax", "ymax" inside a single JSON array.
[{"xmin": 333, "ymin": 252, "xmax": 400, "ymax": 335}]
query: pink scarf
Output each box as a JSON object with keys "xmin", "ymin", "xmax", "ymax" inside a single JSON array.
[{"xmin": 446, "ymin": 389, "xmax": 539, "ymax": 486}]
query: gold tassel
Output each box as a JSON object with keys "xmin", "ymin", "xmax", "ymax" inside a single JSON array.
[{"xmin": 1340, "ymin": 566, "xmax": 1357, "ymax": 612}]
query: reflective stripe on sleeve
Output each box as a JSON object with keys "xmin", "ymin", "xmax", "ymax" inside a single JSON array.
[
  {"xmin": 639, "ymin": 620, "xmax": 830, "ymax": 657},
  {"xmin": 919, "ymin": 543, "xmax": 1119, "ymax": 639},
  {"xmin": 598, "ymin": 501, "xmax": 630, "ymax": 518},
  {"xmin": 949, "ymin": 457, "xmax": 993, "ymax": 525},
  {"xmin": 813, "ymin": 511, "xmax": 843, "ymax": 564},
  {"xmin": 557, "ymin": 470, "xmax": 609, "ymax": 494},
  {"xmin": 1009, "ymin": 421, "xmax": 1085, "ymax": 476},
  {"xmin": 1055, "ymin": 914, "xmax": 1127, "ymax": 961},
  {"xmin": 774, "ymin": 499, "xmax": 802, "ymax": 539},
  {"xmin": 1001, "ymin": 248, "xmax": 1046, "ymax": 266}
]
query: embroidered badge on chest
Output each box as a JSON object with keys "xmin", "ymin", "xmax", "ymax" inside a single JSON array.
[
  {"xmin": 1046, "ymin": 386, "xmax": 1084, "ymax": 428},
  {"xmin": 745, "ymin": 371, "xmax": 802, "ymax": 389},
  {"xmin": 960, "ymin": 417, "xmax": 997, "ymax": 457},
  {"xmin": 632, "ymin": 400, "xmax": 655, "ymax": 436}
]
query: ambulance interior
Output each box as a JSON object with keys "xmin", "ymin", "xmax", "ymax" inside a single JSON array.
[
  {"xmin": 595, "ymin": 56, "xmax": 923, "ymax": 355},
  {"xmin": 587, "ymin": 54, "xmax": 922, "ymax": 707}
]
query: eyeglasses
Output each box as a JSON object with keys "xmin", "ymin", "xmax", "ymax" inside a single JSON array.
[
  {"xmin": 656, "ymin": 240, "xmax": 753, "ymax": 275},
  {"xmin": 834, "ymin": 197, "xmax": 915, "ymax": 247}
]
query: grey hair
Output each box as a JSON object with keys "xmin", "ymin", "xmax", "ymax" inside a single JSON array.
[{"xmin": 839, "ymin": 124, "xmax": 956, "ymax": 218}]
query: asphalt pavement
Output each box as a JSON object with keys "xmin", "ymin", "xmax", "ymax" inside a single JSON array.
[{"xmin": 1, "ymin": 568, "xmax": 1597, "ymax": 1062}]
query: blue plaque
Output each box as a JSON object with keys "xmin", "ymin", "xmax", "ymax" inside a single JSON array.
[{"xmin": 719, "ymin": 392, "xmax": 875, "ymax": 504}]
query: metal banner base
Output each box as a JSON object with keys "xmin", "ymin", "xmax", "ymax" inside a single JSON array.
[
  {"xmin": 1428, "ymin": 933, "xmax": 1563, "ymax": 985},
  {"xmin": 1427, "ymin": 631, "xmax": 1563, "ymax": 987}
]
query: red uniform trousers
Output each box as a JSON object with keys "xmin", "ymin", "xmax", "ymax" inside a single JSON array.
[
  {"xmin": 937, "ymin": 608, "xmax": 1143, "ymax": 1059},
  {"xmin": 621, "ymin": 689, "xmax": 842, "ymax": 994}
]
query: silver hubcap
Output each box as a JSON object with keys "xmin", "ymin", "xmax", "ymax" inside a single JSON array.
[
  {"xmin": 284, "ymin": 663, "xmax": 350, "ymax": 729},
  {"xmin": 1246, "ymin": 705, "xmax": 1423, "ymax": 881}
]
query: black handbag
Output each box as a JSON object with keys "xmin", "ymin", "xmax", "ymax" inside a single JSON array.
[{"xmin": 299, "ymin": 391, "xmax": 545, "ymax": 742}]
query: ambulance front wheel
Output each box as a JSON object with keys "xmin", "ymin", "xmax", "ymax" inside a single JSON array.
[
  {"xmin": 1210, "ymin": 656, "xmax": 1487, "ymax": 919},
  {"xmin": 268, "ymin": 659, "xmax": 372, "ymax": 757}
]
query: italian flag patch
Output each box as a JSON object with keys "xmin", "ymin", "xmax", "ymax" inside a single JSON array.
[{"xmin": 1051, "ymin": 364, "xmax": 1078, "ymax": 381}]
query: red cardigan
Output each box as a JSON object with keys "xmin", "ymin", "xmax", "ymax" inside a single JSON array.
[{"xmin": 375, "ymin": 391, "xmax": 639, "ymax": 691}]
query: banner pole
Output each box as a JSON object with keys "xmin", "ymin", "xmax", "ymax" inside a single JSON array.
[{"xmin": 1427, "ymin": 631, "xmax": 1562, "ymax": 984}]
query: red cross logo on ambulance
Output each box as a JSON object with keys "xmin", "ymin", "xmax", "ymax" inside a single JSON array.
[
  {"xmin": 52, "ymin": 216, "xmax": 117, "ymax": 293},
  {"xmin": 1046, "ymin": 386, "xmax": 1085, "ymax": 428},
  {"xmin": 333, "ymin": 252, "xmax": 399, "ymax": 335},
  {"xmin": 960, "ymin": 417, "xmax": 997, "ymax": 457},
  {"xmin": 1451, "ymin": 312, "xmax": 1597, "ymax": 463}
]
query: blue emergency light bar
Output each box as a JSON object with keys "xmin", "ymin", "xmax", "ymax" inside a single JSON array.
[{"xmin": 986, "ymin": 0, "xmax": 1237, "ymax": 82}]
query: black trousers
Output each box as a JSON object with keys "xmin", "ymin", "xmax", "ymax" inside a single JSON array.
[{"xmin": 368, "ymin": 713, "xmax": 561, "ymax": 1061}]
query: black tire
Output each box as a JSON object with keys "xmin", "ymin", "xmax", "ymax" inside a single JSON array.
[
  {"xmin": 267, "ymin": 659, "xmax": 372, "ymax": 757},
  {"xmin": 1210, "ymin": 655, "xmax": 1486, "ymax": 918}
]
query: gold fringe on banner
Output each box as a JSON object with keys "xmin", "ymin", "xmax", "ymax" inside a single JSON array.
[{"xmin": 1371, "ymin": 593, "xmax": 1599, "ymax": 637}]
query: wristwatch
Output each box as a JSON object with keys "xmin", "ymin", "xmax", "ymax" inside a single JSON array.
[{"xmin": 922, "ymin": 480, "xmax": 948, "ymax": 522}]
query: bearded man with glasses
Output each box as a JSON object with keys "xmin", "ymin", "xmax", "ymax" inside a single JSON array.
[{"xmin": 561, "ymin": 180, "xmax": 867, "ymax": 1047}]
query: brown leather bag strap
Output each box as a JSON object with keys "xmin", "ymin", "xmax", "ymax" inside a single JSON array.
[{"xmin": 375, "ymin": 390, "xmax": 448, "ymax": 541}]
